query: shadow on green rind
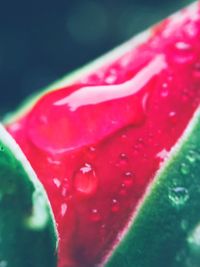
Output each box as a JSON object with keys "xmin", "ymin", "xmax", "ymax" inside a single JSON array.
[
  {"xmin": 105, "ymin": 108, "xmax": 200, "ymax": 267},
  {"xmin": 0, "ymin": 124, "xmax": 57, "ymax": 267}
]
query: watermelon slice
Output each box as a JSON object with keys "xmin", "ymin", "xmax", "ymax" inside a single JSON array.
[{"xmin": 3, "ymin": 1, "xmax": 200, "ymax": 267}]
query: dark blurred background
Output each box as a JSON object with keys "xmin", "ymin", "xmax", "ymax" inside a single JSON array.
[{"xmin": 0, "ymin": 0, "xmax": 194, "ymax": 114}]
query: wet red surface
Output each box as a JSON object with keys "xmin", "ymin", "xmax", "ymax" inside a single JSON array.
[{"xmin": 7, "ymin": 3, "xmax": 200, "ymax": 266}]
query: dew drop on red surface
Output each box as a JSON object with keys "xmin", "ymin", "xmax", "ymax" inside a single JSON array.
[
  {"xmin": 161, "ymin": 82, "xmax": 169, "ymax": 97},
  {"xmin": 168, "ymin": 110, "xmax": 177, "ymax": 125},
  {"xmin": 90, "ymin": 209, "xmax": 101, "ymax": 222},
  {"xmin": 119, "ymin": 183, "xmax": 128, "ymax": 197},
  {"xmin": 111, "ymin": 199, "xmax": 120, "ymax": 213},
  {"xmin": 123, "ymin": 171, "xmax": 134, "ymax": 187},
  {"xmin": 73, "ymin": 163, "xmax": 98, "ymax": 197},
  {"xmin": 61, "ymin": 203, "xmax": 68, "ymax": 217},
  {"xmin": 172, "ymin": 41, "xmax": 195, "ymax": 64}
]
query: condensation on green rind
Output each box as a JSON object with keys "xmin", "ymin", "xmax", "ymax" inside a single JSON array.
[
  {"xmin": 105, "ymin": 108, "xmax": 200, "ymax": 267},
  {"xmin": 4, "ymin": 1, "xmax": 198, "ymax": 125},
  {"xmin": 0, "ymin": 124, "xmax": 57, "ymax": 267}
]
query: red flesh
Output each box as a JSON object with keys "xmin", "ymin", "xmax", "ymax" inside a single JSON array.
[{"xmin": 6, "ymin": 4, "xmax": 200, "ymax": 267}]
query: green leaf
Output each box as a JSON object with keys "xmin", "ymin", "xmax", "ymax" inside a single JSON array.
[
  {"xmin": 106, "ymin": 108, "xmax": 200, "ymax": 267},
  {"xmin": 0, "ymin": 124, "xmax": 57, "ymax": 267}
]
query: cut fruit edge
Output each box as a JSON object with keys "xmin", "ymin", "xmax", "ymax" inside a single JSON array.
[
  {"xmin": 104, "ymin": 107, "xmax": 200, "ymax": 266},
  {"xmin": 4, "ymin": 1, "xmax": 199, "ymax": 124},
  {"xmin": 2, "ymin": 1, "xmax": 200, "ymax": 266},
  {"xmin": 3, "ymin": 98, "xmax": 200, "ymax": 266},
  {"xmin": 0, "ymin": 122, "xmax": 58, "ymax": 246}
]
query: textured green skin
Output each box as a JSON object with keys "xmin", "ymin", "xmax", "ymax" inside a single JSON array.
[
  {"xmin": 0, "ymin": 126, "xmax": 57, "ymax": 267},
  {"xmin": 106, "ymin": 109, "xmax": 200, "ymax": 267}
]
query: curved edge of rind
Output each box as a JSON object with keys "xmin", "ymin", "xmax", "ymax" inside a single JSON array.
[
  {"xmin": 0, "ymin": 123, "xmax": 58, "ymax": 247},
  {"xmin": 104, "ymin": 108, "xmax": 200, "ymax": 267}
]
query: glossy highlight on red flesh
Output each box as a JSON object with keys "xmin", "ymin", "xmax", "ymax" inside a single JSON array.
[{"xmin": 7, "ymin": 3, "xmax": 200, "ymax": 267}]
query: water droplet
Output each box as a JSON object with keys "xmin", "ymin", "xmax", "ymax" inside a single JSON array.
[
  {"xmin": 133, "ymin": 138, "xmax": 145, "ymax": 151},
  {"xmin": 100, "ymin": 223, "xmax": 106, "ymax": 231},
  {"xmin": 175, "ymin": 42, "xmax": 191, "ymax": 51},
  {"xmin": 162, "ymin": 82, "xmax": 168, "ymax": 88},
  {"xmin": 119, "ymin": 183, "xmax": 127, "ymax": 196},
  {"xmin": 121, "ymin": 134, "xmax": 127, "ymax": 140},
  {"xmin": 87, "ymin": 146, "xmax": 96, "ymax": 161},
  {"xmin": 117, "ymin": 153, "xmax": 128, "ymax": 168},
  {"xmin": 53, "ymin": 178, "xmax": 61, "ymax": 188},
  {"xmin": 119, "ymin": 153, "xmax": 128, "ymax": 161},
  {"xmin": 74, "ymin": 163, "xmax": 98, "ymax": 196},
  {"xmin": 123, "ymin": 171, "xmax": 133, "ymax": 187},
  {"xmin": 89, "ymin": 146, "xmax": 96, "ymax": 152},
  {"xmin": 105, "ymin": 69, "xmax": 117, "ymax": 84},
  {"xmin": 173, "ymin": 41, "xmax": 194, "ymax": 64},
  {"xmin": 168, "ymin": 111, "xmax": 177, "ymax": 124},
  {"xmin": 168, "ymin": 187, "xmax": 189, "ymax": 207},
  {"xmin": 181, "ymin": 89, "xmax": 190, "ymax": 103},
  {"xmin": 167, "ymin": 75, "xmax": 173, "ymax": 82},
  {"xmin": 180, "ymin": 163, "xmax": 190, "ymax": 175},
  {"xmin": 186, "ymin": 149, "xmax": 200, "ymax": 163},
  {"xmin": 111, "ymin": 198, "xmax": 120, "ymax": 212},
  {"xmin": 132, "ymin": 147, "xmax": 139, "ymax": 156},
  {"xmin": 61, "ymin": 203, "xmax": 68, "ymax": 217},
  {"xmin": 61, "ymin": 178, "xmax": 69, "ymax": 197},
  {"xmin": 90, "ymin": 209, "xmax": 101, "ymax": 222},
  {"xmin": 137, "ymin": 137, "xmax": 144, "ymax": 144},
  {"xmin": 161, "ymin": 82, "xmax": 169, "ymax": 97}
]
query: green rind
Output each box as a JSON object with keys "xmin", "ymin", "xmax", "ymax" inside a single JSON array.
[
  {"xmin": 0, "ymin": 124, "xmax": 57, "ymax": 267},
  {"xmin": 105, "ymin": 108, "xmax": 200, "ymax": 267}
]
